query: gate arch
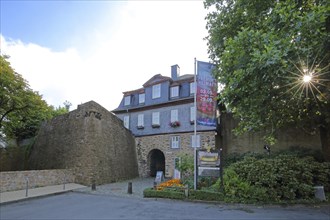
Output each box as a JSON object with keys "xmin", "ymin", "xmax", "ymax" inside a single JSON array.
[{"xmin": 148, "ymin": 149, "xmax": 165, "ymax": 177}]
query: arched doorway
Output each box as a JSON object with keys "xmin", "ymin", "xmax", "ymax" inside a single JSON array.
[{"xmin": 148, "ymin": 149, "xmax": 165, "ymax": 177}]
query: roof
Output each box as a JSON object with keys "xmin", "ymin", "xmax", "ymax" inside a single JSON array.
[
  {"xmin": 142, "ymin": 74, "xmax": 172, "ymax": 87},
  {"xmin": 123, "ymin": 88, "xmax": 145, "ymax": 96}
]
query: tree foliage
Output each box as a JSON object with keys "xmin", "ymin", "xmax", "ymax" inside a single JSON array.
[
  {"xmin": 0, "ymin": 55, "xmax": 69, "ymax": 141},
  {"xmin": 205, "ymin": 0, "xmax": 330, "ymax": 160}
]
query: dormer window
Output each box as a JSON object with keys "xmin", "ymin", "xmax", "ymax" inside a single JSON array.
[
  {"xmin": 124, "ymin": 96, "xmax": 131, "ymax": 106},
  {"xmin": 170, "ymin": 86, "xmax": 179, "ymax": 98},
  {"xmin": 152, "ymin": 84, "xmax": 161, "ymax": 99},
  {"xmin": 139, "ymin": 93, "xmax": 145, "ymax": 104}
]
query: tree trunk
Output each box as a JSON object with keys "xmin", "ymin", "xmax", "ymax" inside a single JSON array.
[{"xmin": 319, "ymin": 122, "xmax": 330, "ymax": 162}]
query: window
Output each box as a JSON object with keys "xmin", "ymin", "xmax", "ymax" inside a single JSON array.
[
  {"xmin": 123, "ymin": 116, "xmax": 129, "ymax": 129},
  {"xmin": 191, "ymin": 134, "xmax": 201, "ymax": 148},
  {"xmin": 138, "ymin": 114, "xmax": 144, "ymax": 127},
  {"xmin": 190, "ymin": 82, "xmax": 196, "ymax": 95},
  {"xmin": 171, "ymin": 136, "xmax": 180, "ymax": 149},
  {"xmin": 170, "ymin": 86, "xmax": 179, "ymax": 98},
  {"xmin": 152, "ymin": 83, "xmax": 161, "ymax": 99},
  {"xmin": 190, "ymin": 106, "xmax": 195, "ymax": 123},
  {"xmin": 139, "ymin": 93, "xmax": 145, "ymax": 104},
  {"xmin": 152, "ymin": 112, "xmax": 160, "ymax": 126},
  {"xmin": 170, "ymin": 109, "xmax": 178, "ymax": 122},
  {"xmin": 124, "ymin": 96, "xmax": 130, "ymax": 106}
]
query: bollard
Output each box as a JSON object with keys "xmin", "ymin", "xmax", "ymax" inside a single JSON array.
[
  {"xmin": 127, "ymin": 182, "xmax": 132, "ymax": 194},
  {"xmin": 184, "ymin": 184, "xmax": 189, "ymax": 197},
  {"xmin": 63, "ymin": 173, "xmax": 66, "ymax": 190},
  {"xmin": 91, "ymin": 180, "xmax": 96, "ymax": 191},
  {"xmin": 25, "ymin": 177, "xmax": 29, "ymax": 197}
]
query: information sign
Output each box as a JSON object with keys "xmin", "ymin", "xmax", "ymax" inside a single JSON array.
[{"xmin": 155, "ymin": 171, "xmax": 164, "ymax": 183}]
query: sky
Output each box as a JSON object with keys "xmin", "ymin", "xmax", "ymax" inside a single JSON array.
[{"xmin": 1, "ymin": 0, "xmax": 211, "ymax": 111}]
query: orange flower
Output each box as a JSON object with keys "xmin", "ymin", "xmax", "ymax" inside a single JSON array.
[{"xmin": 156, "ymin": 179, "xmax": 184, "ymax": 191}]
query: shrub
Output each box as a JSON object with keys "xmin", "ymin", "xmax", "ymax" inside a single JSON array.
[
  {"xmin": 213, "ymin": 167, "xmax": 269, "ymax": 203},
  {"xmin": 189, "ymin": 190, "xmax": 223, "ymax": 201},
  {"xmin": 230, "ymin": 155, "xmax": 330, "ymax": 201},
  {"xmin": 273, "ymin": 146, "xmax": 324, "ymax": 162},
  {"xmin": 176, "ymin": 153, "xmax": 194, "ymax": 181},
  {"xmin": 143, "ymin": 188, "xmax": 185, "ymax": 200}
]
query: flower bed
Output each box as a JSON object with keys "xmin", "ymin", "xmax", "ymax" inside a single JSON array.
[{"xmin": 156, "ymin": 179, "xmax": 184, "ymax": 191}]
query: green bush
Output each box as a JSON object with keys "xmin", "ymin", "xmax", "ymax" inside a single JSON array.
[
  {"xmin": 189, "ymin": 190, "xmax": 223, "ymax": 201},
  {"xmin": 223, "ymin": 147, "xmax": 324, "ymax": 168},
  {"xmin": 143, "ymin": 187, "xmax": 224, "ymax": 202},
  {"xmin": 273, "ymin": 146, "xmax": 324, "ymax": 162},
  {"xmin": 212, "ymin": 167, "xmax": 269, "ymax": 203},
  {"xmin": 143, "ymin": 188, "xmax": 185, "ymax": 200},
  {"xmin": 230, "ymin": 155, "xmax": 330, "ymax": 201}
]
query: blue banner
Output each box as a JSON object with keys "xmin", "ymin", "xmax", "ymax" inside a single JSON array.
[{"xmin": 196, "ymin": 61, "xmax": 217, "ymax": 127}]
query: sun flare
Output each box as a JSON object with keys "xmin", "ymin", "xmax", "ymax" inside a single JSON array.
[
  {"xmin": 282, "ymin": 54, "xmax": 329, "ymax": 102},
  {"xmin": 302, "ymin": 74, "xmax": 312, "ymax": 83}
]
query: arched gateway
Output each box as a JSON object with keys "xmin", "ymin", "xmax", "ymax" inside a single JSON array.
[{"xmin": 148, "ymin": 149, "xmax": 165, "ymax": 177}]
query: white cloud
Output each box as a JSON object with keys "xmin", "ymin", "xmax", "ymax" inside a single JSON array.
[{"xmin": 1, "ymin": 1, "xmax": 210, "ymax": 111}]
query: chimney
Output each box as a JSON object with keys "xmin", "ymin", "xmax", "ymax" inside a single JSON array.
[{"xmin": 171, "ymin": 64, "xmax": 180, "ymax": 80}]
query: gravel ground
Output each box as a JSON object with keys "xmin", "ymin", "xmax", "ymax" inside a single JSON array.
[{"xmin": 74, "ymin": 177, "xmax": 155, "ymax": 198}]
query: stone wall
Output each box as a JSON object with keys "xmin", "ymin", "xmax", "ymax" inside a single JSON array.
[
  {"xmin": 28, "ymin": 101, "xmax": 139, "ymax": 186},
  {"xmin": 135, "ymin": 131, "xmax": 216, "ymax": 178},
  {"xmin": 0, "ymin": 169, "xmax": 74, "ymax": 192},
  {"xmin": 220, "ymin": 113, "xmax": 322, "ymax": 154}
]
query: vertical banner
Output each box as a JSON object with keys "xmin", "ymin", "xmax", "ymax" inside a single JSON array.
[{"xmin": 196, "ymin": 61, "xmax": 217, "ymax": 127}]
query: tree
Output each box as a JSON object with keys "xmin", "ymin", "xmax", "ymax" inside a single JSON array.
[
  {"xmin": 0, "ymin": 55, "xmax": 68, "ymax": 141},
  {"xmin": 204, "ymin": 0, "xmax": 330, "ymax": 160},
  {"xmin": 49, "ymin": 105, "xmax": 69, "ymax": 118},
  {"xmin": 63, "ymin": 100, "xmax": 72, "ymax": 111}
]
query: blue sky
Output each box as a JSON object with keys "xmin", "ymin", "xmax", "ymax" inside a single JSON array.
[{"xmin": 1, "ymin": 0, "xmax": 210, "ymax": 110}]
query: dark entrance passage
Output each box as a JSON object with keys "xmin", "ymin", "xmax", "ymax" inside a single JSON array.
[{"xmin": 148, "ymin": 149, "xmax": 165, "ymax": 177}]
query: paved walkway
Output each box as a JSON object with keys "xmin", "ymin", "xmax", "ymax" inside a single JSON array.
[
  {"xmin": 74, "ymin": 177, "xmax": 155, "ymax": 198},
  {"xmin": 0, "ymin": 177, "xmax": 155, "ymax": 204}
]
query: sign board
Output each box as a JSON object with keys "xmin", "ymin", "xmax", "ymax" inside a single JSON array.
[
  {"xmin": 155, "ymin": 171, "xmax": 164, "ymax": 183},
  {"xmin": 197, "ymin": 150, "xmax": 221, "ymax": 177},
  {"xmin": 198, "ymin": 167, "xmax": 220, "ymax": 177},
  {"xmin": 198, "ymin": 151, "xmax": 220, "ymax": 167}
]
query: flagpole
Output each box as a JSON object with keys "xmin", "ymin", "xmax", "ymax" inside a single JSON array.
[{"xmin": 194, "ymin": 58, "xmax": 197, "ymax": 190}]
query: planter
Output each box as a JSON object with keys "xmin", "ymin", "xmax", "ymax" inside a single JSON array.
[{"xmin": 169, "ymin": 121, "xmax": 180, "ymax": 127}]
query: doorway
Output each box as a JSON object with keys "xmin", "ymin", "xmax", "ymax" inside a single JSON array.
[{"xmin": 148, "ymin": 149, "xmax": 165, "ymax": 177}]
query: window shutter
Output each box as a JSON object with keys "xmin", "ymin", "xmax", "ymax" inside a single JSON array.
[
  {"xmin": 138, "ymin": 114, "xmax": 144, "ymax": 126},
  {"xmin": 124, "ymin": 116, "xmax": 129, "ymax": 129},
  {"xmin": 171, "ymin": 109, "xmax": 178, "ymax": 122}
]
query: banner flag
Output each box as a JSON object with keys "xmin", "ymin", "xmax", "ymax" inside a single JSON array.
[{"xmin": 196, "ymin": 61, "xmax": 217, "ymax": 127}]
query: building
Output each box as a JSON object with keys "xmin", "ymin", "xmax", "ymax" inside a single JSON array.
[{"xmin": 112, "ymin": 64, "xmax": 219, "ymax": 178}]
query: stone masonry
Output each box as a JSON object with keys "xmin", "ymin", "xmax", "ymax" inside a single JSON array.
[
  {"xmin": 0, "ymin": 169, "xmax": 74, "ymax": 192},
  {"xmin": 135, "ymin": 131, "xmax": 216, "ymax": 178},
  {"xmin": 28, "ymin": 101, "xmax": 139, "ymax": 186}
]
